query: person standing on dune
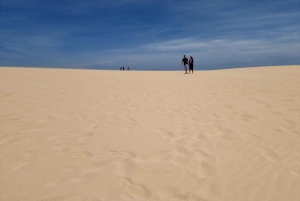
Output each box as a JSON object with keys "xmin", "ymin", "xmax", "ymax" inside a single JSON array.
[
  {"xmin": 181, "ymin": 55, "xmax": 188, "ymax": 74},
  {"xmin": 189, "ymin": 56, "xmax": 194, "ymax": 74}
]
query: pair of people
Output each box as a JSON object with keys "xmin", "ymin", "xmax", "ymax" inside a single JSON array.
[
  {"xmin": 181, "ymin": 55, "xmax": 194, "ymax": 74},
  {"xmin": 120, "ymin": 66, "xmax": 130, "ymax": 71}
]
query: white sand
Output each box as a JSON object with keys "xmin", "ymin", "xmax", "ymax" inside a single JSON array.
[{"xmin": 0, "ymin": 66, "xmax": 300, "ymax": 201}]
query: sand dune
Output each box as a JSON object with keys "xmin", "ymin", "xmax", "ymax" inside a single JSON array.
[{"xmin": 1, "ymin": 66, "xmax": 300, "ymax": 201}]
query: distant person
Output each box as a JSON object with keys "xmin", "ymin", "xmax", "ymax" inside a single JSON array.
[
  {"xmin": 123, "ymin": 66, "xmax": 125, "ymax": 71},
  {"xmin": 181, "ymin": 55, "xmax": 188, "ymax": 74},
  {"xmin": 189, "ymin": 56, "xmax": 194, "ymax": 74},
  {"xmin": 127, "ymin": 66, "xmax": 130, "ymax": 71}
]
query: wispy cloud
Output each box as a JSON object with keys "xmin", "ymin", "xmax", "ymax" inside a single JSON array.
[{"xmin": 63, "ymin": 35, "xmax": 298, "ymax": 70}]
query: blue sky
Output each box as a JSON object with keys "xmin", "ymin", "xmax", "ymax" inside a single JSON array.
[{"xmin": 1, "ymin": 0, "xmax": 300, "ymax": 70}]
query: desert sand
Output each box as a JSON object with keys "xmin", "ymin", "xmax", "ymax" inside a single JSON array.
[{"xmin": 0, "ymin": 66, "xmax": 300, "ymax": 201}]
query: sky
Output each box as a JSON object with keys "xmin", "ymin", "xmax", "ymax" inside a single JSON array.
[{"xmin": 1, "ymin": 0, "xmax": 300, "ymax": 70}]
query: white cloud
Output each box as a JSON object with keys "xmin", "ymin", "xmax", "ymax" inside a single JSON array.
[{"xmin": 87, "ymin": 37, "xmax": 300, "ymax": 70}]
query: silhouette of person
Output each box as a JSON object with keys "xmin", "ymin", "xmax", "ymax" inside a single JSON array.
[
  {"xmin": 189, "ymin": 56, "xmax": 194, "ymax": 74},
  {"xmin": 181, "ymin": 55, "xmax": 188, "ymax": 74}
]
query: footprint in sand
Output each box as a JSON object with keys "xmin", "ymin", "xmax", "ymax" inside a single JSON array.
[
  {"xmin": 138, "ymin": 150, "xmax": 171, "ymax": 161},
  {"xmin": 211, "ymin": 124, "xmax": 238, "ymax": 140},
  {"xmin": 200, "ymin": 161, "xmax": 216, "ymax": 176},
  {"xmin": 0, "ymin": 135, "xmax": 17, "ymax": 145},
  {"xmin": 244, "ymin": 132, "xmax": 264, "ymax": 140},
  {"xmin": 259, "ymin": 147, "xmax": 281, "ymax": 163},
  {"xmin": 270, "ymin": 111, "xmax": 282, "ymax": 116},
  {"xmin": 161, "ymin": 131, "xmax": 175, "ymax": 139},
  {"xmin": 12, "ymin": 150, "xmax": 35, "ymax": 171},
  {"xmin": 110, "ymin": 151, "xmax": 137, "ymax": 158},
  {"xmin": 83, "ymin": 160, "xmax": 114, "ymax": 174},
  {"xmin": 194, "ymin": 148, "xmax": 211, "ymax": 158},
  {"xmin": 157, "ymin": 127, "xmax": 177, "ymax": 141},
  {"xmin": 209, "ymin": 113, "xmax": 221, "ymax": 122},
  {"xmin": 71, "ymin": 151, "xmax": 94, "ymax": 158},
  {"xmin": 289, "ymin": 162, "xmax": 300, "ymax": 176},
  {"xmin": 282, "ymin": 119, "xmax": 297, "ymax": 130},
  {"xmin": 164, "ymin": 186, "xmax": 206, "ymax": 201},
  {"xmin": 170, "ymin": 145, "xmax": 196, "ymax": 165},
  {"xmin": 224, "ymin": 104, "xmax": 234, "ymax": 109},
  {"xmin": 241, "ymin": 113, "xmax": 257, "ymax": 122},
  {"xmin": 77, "ymin": 132, "xmax": 94, "ymax": 143},
  {"xmin": 197, "ymin": 132, "xmax": 208, "ymax": 140},
  {"xmin": 121, "ymin": 177, "xmax": 152, "ymax": 199},
  {"xmin": 95, "ymin": 139, "xmax": 109, "ymax": 154},
  {"xmin": 47, "ymin": 168, "xmax": 84, "ymax": 188},
  {"xmin": 277, "ymin": 121, "xmax": 300, "ymax": 140}
]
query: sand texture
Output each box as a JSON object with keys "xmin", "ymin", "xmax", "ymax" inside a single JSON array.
[{"xmin": 1, "ymin": 66, "xmax": 300, "ymax": 201}]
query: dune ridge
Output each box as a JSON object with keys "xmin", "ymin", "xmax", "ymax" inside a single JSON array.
[{"xmin": 1, "ymin": 66, "xmax": 300, "ymax": 201}]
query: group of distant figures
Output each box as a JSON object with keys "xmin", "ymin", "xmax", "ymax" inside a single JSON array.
[
  {"xmin": 119, "ymin": 55, "xmax": 193, "ymax": 73},
  {"xmin": 181, "ymin": 55, "xmax": 194, "ymax": 74},
  {"xmin": 120, "ymin": 66, "xmax": 130, "ymax": 71}
]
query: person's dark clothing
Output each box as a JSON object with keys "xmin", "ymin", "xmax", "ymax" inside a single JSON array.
[
  {"xmin": 182, "ymin": 58, "xmax": 188, "ymax": 65},
  {"xmin": 189, "ymin": 59, "xmax": 194, "ymax": 71}
]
